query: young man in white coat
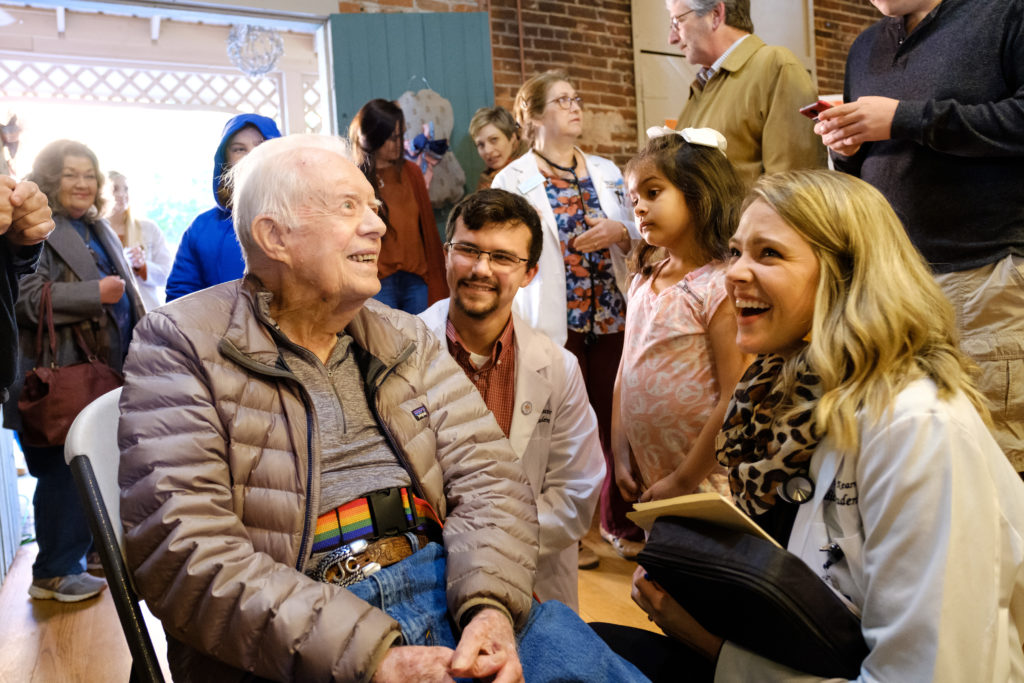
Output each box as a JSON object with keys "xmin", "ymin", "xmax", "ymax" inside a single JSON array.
[{"xmin": 420, "ymin": 188, "xmax": 605, "ymax": 611}]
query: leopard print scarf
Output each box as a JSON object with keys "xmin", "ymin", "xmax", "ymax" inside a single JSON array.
[{"xmin": 715, "ymin": 353, "xmax": 823, "ymax": 517}]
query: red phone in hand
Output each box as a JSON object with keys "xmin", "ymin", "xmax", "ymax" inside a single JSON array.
[{"xmin": 799, "ymin": 100, "xmax": 834, "ymax": 120}]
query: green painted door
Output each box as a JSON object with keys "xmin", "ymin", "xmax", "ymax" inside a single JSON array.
[{"xmin": 329, "ymin": 12, "xmax": 494, "ymax": 198}]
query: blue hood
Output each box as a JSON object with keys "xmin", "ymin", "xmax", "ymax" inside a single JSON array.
[{"xmin": 212, "ymin": 113, "xmax": 282, "ymax": 209}]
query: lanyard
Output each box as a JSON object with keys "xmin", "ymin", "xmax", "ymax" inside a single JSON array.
[{"xmin": 534, "ymin": 149, "xmax": 600, "ymax": 345}]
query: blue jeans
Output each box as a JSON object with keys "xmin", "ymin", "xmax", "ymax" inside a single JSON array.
[
  {"xmin": 348, "ymin": 542, "xmax": 650, "ymax": 682},
  {"xmin": 20, "ymin": 438, "xmax": 92, "ymax": 579},
  {"xmin": 374, "ymin": 271, "xmax": 428, "ymax": 314}
]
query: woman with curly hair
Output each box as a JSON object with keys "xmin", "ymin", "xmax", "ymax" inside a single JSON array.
[{"xmin": 4, "ymin": 139, "xmax": 143, "ymax": 602}]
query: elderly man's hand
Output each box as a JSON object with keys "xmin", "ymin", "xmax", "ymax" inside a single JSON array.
[
  {"xmin": 450, "ymin": 607, "xmax": 523, "ymax": 683},
  {"xmin": 2, "ymin": 178, "xmax": 55, "ymax": 246},
  {"xmin": 814, "ymin": 96, "xmax": 900, "ymax": 158},
  {"xmin": 371, "ymin": 645, "xmax": 456, "ymax": 683},
  {"xmin": 631, "ymin": 565, "xmax": 723, "ymax": 660}
]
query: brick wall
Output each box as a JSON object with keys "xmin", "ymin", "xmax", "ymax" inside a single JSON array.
[
  {"xmin": 813, "ymin": 0, "xmax": 879, "ymax": 96},
  {"xmin": 336, "ymin": 0, "xmax": 880, "ymax": 162},
  {"xmin": 487, "ymin": 0, "xmax": 637, "ymax": 166}
]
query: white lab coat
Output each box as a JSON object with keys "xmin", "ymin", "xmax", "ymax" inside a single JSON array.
[
  {"xmin": 715, "ymin": 379, "xmax": 1024, "ymax": 682},
  {"xmin": 420, "ymin": 301, "xmax": 605, "ymax": 610},
  {"xmin": 133, "ymin": 218, "xmax": 174, "ymax": 312},
  {"xmin": 491, "ymin": 149, "xmax": 638, "ymax": 347}
]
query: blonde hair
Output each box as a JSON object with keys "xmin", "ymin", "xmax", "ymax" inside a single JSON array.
[
  {"xmin": 748, "ymin": 170, "xmax": 987, "ymax": 452},
  {"xmin": 469, "ymin": 106, "xmax": 518, "ymax": 141},
  {"xmin": 513, "ymin": 70, "xmax": 571, "ymax": 144},
  {"xmin": 106, "ymin": 171, "xmax": 143, "ymax": 247}
]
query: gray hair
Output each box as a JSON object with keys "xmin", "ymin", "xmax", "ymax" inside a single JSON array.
[
  {"xmin": 685, "ymin": 0, "xmax": 753, "ymax": 32},
  {"xmin": 228, "ymin": 134, "xmax": 353, "ymax": 266}
]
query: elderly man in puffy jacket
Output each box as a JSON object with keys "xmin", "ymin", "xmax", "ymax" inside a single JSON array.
[{"xmin": 117, "ymin": 134, "xmax": 646, "ymax": 683}]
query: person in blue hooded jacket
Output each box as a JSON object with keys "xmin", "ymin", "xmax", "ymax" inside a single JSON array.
[{"xmin": 165, "ymin": 113, "xmax": 281, "ymax": 302}]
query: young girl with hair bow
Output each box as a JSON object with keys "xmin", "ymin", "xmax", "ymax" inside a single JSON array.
[{"xmin": 613, "ymin": 127, "xmax": 752, "ymax": 504}]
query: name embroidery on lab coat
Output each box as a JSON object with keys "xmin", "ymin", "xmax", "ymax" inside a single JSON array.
[{"xmin": 824, "ymin": 478, "xmax": 858, "ymax": 506}]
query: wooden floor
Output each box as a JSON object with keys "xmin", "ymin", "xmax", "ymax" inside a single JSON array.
[
  {"xmin": 0, "ymin": 543, "xmax": 170, "ymax": 683},
  {"xmin": 0, "ymin": 519, "xmax": 654, "ymax": 681}
]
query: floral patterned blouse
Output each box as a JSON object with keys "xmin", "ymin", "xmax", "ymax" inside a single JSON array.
[{"xmin": 542, "ymin": 173, "xmax": 626, "ymax": 336}]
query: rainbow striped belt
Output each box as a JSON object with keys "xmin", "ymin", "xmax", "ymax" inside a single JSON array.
[{"xmin": 312, "ymin": 486, "xmax": 434, "ymax": 554}]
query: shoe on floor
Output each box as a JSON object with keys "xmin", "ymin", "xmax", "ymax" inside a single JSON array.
[
  {"xmin": 29, "ymin": 572, "xmax": 107, "ymax": 603},
  {"xmin": 599, "ymin": 526, "xmax": 645, "ymax": 561},
  {"xmin": 578, "ymin": 541, "xmax": 600, "ymax": 570}
]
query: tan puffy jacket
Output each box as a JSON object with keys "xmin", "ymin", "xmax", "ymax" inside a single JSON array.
[{"xmin": 118, "ymin": 279, "xmax": 539, "ymax": 683}]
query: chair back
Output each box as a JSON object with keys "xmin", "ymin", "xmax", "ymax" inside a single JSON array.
[
  {"xmin": 64, "ymin": 387, "xmax": 165, "ymax": 683},
  {"xmin": 65, "ymin": 387, "xmax": 126, "ymax": 550}
]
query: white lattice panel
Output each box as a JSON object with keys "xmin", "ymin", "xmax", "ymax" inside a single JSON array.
[
  {"xmin": 301, "ymin": 74, "xmax": 323, "ymax": 134},
  {"xmin": 0, "ymin": 57, "xmax": 282, "ymax": 120}
]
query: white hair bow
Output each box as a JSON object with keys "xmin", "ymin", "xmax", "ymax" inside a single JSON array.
[{"xmin": 646, "ymin": 125, "xmax": 728, "ymax": 155}]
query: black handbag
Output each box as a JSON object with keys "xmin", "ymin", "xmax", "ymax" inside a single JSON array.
[
  {"xmin": 638, "ymin": 516, "xmax": 869, "ymax": 679},
  {"xmin": 18, "ymin": 281, "xmax": 123, "ymax": 447}
]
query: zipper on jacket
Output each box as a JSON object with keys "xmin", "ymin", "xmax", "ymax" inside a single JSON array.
[
  {"xmin": 355, "ymin": 343, "xmax": 431, "ymax": 504},
  {"xmin": 219, "ymin": 339, "xmax": 319, "ymax": 570},
  {"xmin": 296, "ymin": 406, "xmax": 314, "ymax": 571},
  {"xmin": 272, "ymin": 353, "xmax": 317, "ymax": 571}
]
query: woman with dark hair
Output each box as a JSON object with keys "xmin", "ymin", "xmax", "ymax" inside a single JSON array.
[
  {"xmin": 3, "ymin": 139, "xmax": 144, "ymax": 602},
  {"xmin": 349, "ymin": 98, "xmax": 447, "ymax": 314}
]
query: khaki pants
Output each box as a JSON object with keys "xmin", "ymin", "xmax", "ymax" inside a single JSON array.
[{"xmin": 935, "ymin": 255, "xmax": 1024, "ymax": 471}]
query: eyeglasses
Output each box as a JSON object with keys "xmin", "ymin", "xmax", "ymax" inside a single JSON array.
[
  {"xmin": 547, "ymin": 95, "xmax": 584, "ymax": 111},
  {"xmin": 670, "ymin": 9, "xmax": 696, "ymax": 30},
  {"xmin": 446, "ymin": 242, "xmax": 529, "ymax": 270},
  {"xmin": 61, "ymin": 171, "xmax": 97, "ymax": 184}
]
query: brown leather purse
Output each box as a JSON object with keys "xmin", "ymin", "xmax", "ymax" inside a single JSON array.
[{"xmin": 18, "ymin": 281, "xmax": 123, "ymax": 447}]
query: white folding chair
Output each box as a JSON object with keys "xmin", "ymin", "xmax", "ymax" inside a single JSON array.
[{"xmin": 64, "ymin": 387, "xmax": 164, "ymax": 683}]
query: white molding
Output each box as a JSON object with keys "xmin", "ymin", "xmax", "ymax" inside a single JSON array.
[
  {"xmin": 0, "ymin": 6, "xmax": 328, "ymax": 134},
  {"xmin": 9, "ymin": 0, "xmax": 329, "ymax": 32}
]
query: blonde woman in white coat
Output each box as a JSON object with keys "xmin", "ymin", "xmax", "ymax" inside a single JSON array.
[
  {"xmin": 492, "ymin": 71, "xmax": 643, "ymax": 558},
  {"xmin": 621, "ymin": 170, "xmax": 1024, "ymax": 682},
  {"xmin": 106, "ymin": 171, "xmax": 173, "ymax": 311},
  {"xmin": 420, "ymin": 188, "xmax": 605, "ymax": 610}
]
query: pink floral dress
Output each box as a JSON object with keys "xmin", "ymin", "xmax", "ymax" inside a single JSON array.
[{"xmin": 620, "ymin": 260, "xmax": 731, "ymax": 495}]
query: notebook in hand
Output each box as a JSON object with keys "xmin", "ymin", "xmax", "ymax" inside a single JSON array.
[{"xmin": 627, "ymin": 492, "xmax": 780, "ymax": 547}]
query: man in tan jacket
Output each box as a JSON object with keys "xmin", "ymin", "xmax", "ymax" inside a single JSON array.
[
  {"xmin": 667, "ymin": 0, "xmax": 825, "ymax": 185},
  {"xmin": 117, "ymin": 134, "xmax": 645, "ymax": 683}
]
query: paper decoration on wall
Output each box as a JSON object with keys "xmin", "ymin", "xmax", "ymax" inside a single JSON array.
[
  {"xmin": 398, "ymin": 89, "xmax": 465, "ymax": 207},
  {"xmin": 406, "ymin": 122, "xmax": 448, "ymax": 189},
  {"xmin": 227, "ymin": 25, "xmax": 284, "ymax": 78}
]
